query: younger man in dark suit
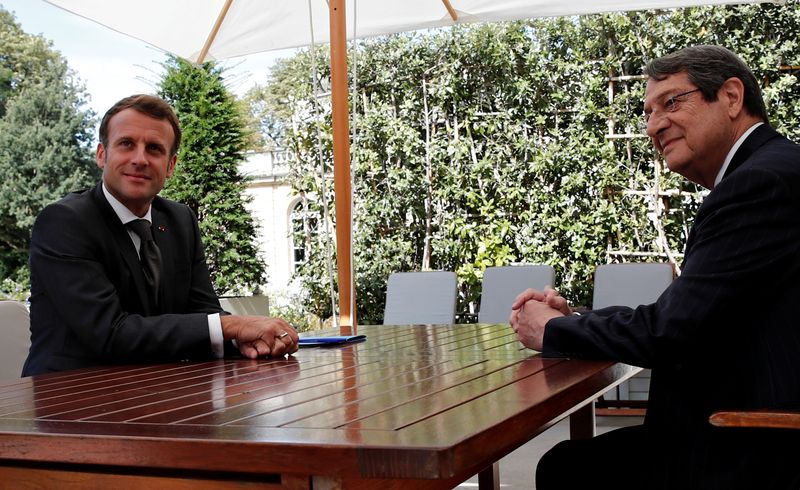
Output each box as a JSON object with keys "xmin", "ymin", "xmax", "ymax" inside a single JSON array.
[
  {"xmin": 511, "ymin": 46, "xmax": 800, "ymax": 489},
  {"xmin": 23, "ymin": 95, "xmax": 298, "ymax": 376}
]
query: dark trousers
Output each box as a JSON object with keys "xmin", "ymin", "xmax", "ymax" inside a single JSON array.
[{"xmin": 536, "ymin": 424, "xmax": 800, "ymax": 490}]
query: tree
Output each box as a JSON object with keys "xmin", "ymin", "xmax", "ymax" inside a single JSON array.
[
  {"xmin": 0, "ymin": 7, "xmax": 97, "ymax": 297},
  {"xmin": 249, "ymin": 1, "xmax": 800, "ymax": 323},
  {"xmin": 158, "ymin": 56, "xmax": 266, "ymax": 295}
]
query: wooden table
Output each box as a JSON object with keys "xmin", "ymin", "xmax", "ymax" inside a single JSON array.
[{"xmin": 0, "ymin": 323, "xmax": 635, "ymax": 489}]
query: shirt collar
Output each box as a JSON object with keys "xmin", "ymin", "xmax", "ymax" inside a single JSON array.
[
  {"xmin": 102, "ymin": 182, "xmax": 152, "ymax": 225},
  {"xmin": 713, "ymin": 122, "xmax": 763, "ymax": 188}
]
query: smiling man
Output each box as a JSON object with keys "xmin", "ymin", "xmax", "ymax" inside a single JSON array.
[
  {"xmin": 23, "ymin": 95, "xmax": 298, "ymax": 377},
  {"xmin": 644, "ymin": 53, "xmax": 768, "ymax": 189},
  {"xmin": 97, "ymin": 103, "xmax": 179, "ymax": 217},
  {"xmin": 511, "ymin": 46, "xmax": 800, "ymax": 489}
]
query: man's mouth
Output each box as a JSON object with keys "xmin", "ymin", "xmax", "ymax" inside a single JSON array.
[
  {"xmin": 125, "ymin": 173, "xmax": 151, "ymax": 182},
  {"xmin": 659, "ymin": 136, "xmax": 679, "ymax": 153}
]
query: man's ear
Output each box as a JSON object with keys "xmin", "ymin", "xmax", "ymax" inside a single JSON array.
[
  {"xmin": 166, "ymin": 154, "xmax": 178, "ymax": 178},
  {"xmin": 720, "ymin": 77, "xmax": 746, "ymax": 119},
  {"xmin": 95, "ymin": 144, "xmax": 106, "ymax": 170}
]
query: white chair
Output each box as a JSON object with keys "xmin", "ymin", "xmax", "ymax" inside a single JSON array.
[
  {"xmin": 0, "ymin": 300, "xmax": 31, "ymax": 379},
  {"xmin": 592, "ymin": 263, "xmax": 674, "ymax": 413},
  {"xmin": 478, "ymin": 265, "xmax": 556, "ymax": 324},
  {"xmin": 219, "ymin": 296, "xmax": 270, "ymax": 316},
  {"xmin": 383, "ymin": 271, "xmax": 457, "ymax": 325}
]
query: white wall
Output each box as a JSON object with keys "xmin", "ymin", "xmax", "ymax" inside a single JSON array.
[{"xmin": 240, "ymin": 151, "xmax": 298, "ymax": 301}]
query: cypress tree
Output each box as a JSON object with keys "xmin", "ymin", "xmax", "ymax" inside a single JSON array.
[{"xmin": 158, "ymin": 56, "xmax": 266, "ymax": 295}]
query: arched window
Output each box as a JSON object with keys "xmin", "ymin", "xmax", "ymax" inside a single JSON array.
[{"xmin": 289, "ymin": 198, "xmax": 318, "ymax": 272}]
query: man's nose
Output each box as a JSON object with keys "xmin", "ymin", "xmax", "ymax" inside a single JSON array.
[
  {"xmin": 131, "ymin": 144, "xmax": 148, "ymax": 164},
  {"xmin": 646, "ymin": 112, "xmax": 669, "ymax": 139}
]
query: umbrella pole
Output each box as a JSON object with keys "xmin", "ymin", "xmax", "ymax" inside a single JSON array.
[{"xmin": 329, "ymin": 0, "xmax": 356, "ymax": 332}]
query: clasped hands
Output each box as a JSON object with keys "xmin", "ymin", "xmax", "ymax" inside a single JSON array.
[
  {"xmin": 221, "ymin": 315, "xmax": 300, "ymax": 359},
  {"xmin": 509, "ymin": 286, "xmax": 571, "ymax": 351}
]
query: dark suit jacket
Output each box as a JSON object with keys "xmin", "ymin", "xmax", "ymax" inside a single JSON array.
[
  {"xmin": 23, "ymin": 182, "xmax": 224, "ymax": 376},
  {"xmin": 543, "ymin": 124, "xmax": 800, "ymax": 488}
]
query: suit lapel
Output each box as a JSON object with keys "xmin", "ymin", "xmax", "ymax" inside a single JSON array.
[
  {"xmin": 683, "ymin": 124, "xmax": 779, "ymax": 261},
  {"xmin": 721, "ymin": 124, "xmax": 779, "ymax": 181},
  {"xmin": 90, "ymin": 183, "xmax": 156, "ymax": 315}
]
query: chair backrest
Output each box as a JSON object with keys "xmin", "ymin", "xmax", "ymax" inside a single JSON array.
[
  {"xmin": 383, "ymin": 271, "xmax": 457, "ymax": 325},
  {"xmin": 219, "ymin": 296, "xmax": 270, "ymax": 316},
  {"xmin": 478, "ymin": 265, "xmax": 556, "ymax": 323},
  {"xmin": 0, "ymin": 300, "xmax": 30, "ymax": 379},
  {"xmin": 592, "ymin": 263, "xmax": 674, "ymax": 309}
]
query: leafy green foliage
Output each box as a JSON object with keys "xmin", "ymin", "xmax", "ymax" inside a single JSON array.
[
  {"xmin": 250, "ymin": 2, "xmax": 800, "ymax": 323},
  {"xmin": 0, "ymin": 7, "xmax": 97, "ymax": 297},
  {"xmin": 158, "ymin": 56, "xmax": 266, "ymax": 295}
]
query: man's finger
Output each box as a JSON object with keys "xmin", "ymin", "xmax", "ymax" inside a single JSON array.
[{"xmin": 511, "ymin": 288, "xmax": 545, "ymax": 309}]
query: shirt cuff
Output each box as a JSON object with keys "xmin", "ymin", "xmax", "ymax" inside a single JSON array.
[{"xmin": 208, "ymin": 313, "xmax": 224, "ymax": 358}]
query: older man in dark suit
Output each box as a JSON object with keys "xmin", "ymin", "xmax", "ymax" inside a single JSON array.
[
  {"xmin": 23, "ymin": 95, "xmax": 298, "ymax": 376},
  {"xmin": 511, "ymin": 46, "xmax": 800, "ymax": 489}
]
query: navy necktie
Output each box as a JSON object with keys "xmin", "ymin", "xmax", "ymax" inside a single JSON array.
[{"xmin": 126, "ymin": 219, "xmax": 162, "ymax": 306}]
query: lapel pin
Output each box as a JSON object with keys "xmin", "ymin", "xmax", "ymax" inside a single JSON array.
[{"xmin": 158, "ymin": 225, "xmax": 167, "ymax": 232}]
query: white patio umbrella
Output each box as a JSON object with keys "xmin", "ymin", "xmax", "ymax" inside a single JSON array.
[{"xmin": 45, "ymin": 0, "xmax": 781, "ymax": 330}]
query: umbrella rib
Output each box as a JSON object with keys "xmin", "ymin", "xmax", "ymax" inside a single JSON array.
[
  {"xmin": 441, "ymin": 0, "xmax": 458, "ymax": 21},
  {"xmin": 197, "ymin": 0, "xmax": 235, "ymax": 63}
]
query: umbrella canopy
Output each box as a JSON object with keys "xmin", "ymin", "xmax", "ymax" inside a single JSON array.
[
  {"xmin": 46, "ymin": 0, "xmax": 778, "ymax": 63},
  {"xmin": 45, "ymin": 0, "xmax": 781, "ymax": 330}
]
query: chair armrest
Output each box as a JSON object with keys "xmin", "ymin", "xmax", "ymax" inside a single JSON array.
[{"xmin": 710, "ymin": 410, "xmax": 800, "ymax": 430}]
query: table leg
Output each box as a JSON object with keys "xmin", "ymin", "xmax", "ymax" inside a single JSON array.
[
  {"xmin": 477, "ymin": 461, "xmax": 500, "ymax": 490},
  {"xmin": 569, "ymin": 402, "xmax": 596, "ymax": 439}
]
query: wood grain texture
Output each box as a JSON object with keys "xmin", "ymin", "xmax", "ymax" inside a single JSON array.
[
  {"xmin": 0, "ymin": 323, "xmax": 635, "ymax": 487},
  {"xmin": 709, "ymin": 410, "xmax": 800, "ymax": 430}
]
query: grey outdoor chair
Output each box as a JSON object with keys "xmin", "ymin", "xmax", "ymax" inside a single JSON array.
[
  {"xmin": 592, "ymin": 262, "xmax": 674, "ymax": 310},
  {"xmin": 219, "ymin": 296, "xmax": 270, "ymax": 316},
  {"xmin": 478, "ymin": 265, "xmax": 556, "ymax": 324},
  {"xmin": 592, "ymin": 262, "xmax": 674, "ymax": 414},
  {"xmin": 0, "ymin": 300, "xmax": 30, "ymax": 379},
  {"xmin": 383, "ymin": 271, "xmax": 457, "ymax": 325}
]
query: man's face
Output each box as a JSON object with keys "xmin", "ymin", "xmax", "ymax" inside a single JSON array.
[
  {"xmin": 96, "ymin": 108, "xmax": 177, "ymax": 216},
  {"xmin": 644, "ymin": 72, "xmax": 734, "ymax": 188}
]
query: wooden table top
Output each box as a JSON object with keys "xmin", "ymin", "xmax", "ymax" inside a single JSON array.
[{"xmin": 0, "ymin": 323, "xmax": 634, "ymax": 485}]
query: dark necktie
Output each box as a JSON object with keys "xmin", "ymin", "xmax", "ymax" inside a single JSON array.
[{"xmin": 126, "ymin": 219, "xmax": 162, "ymax": 306}]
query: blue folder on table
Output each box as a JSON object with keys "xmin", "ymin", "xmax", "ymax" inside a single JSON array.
[{"xmin": 298, "ymin": 335, "xmax": 366, "ymax": 347}]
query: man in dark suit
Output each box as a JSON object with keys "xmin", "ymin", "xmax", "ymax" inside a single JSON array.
[
  {"xmin": 510, "ymin": 46, "xmax": 800, "ymax": 489},
  {"xmin": 23, "ymin": 94, "xmax": 298, "ymax": 376}
]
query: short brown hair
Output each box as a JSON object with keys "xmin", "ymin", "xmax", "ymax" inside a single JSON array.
[{"xmin": 98, "ymin": 94, "xmax": 182, "ymax": 157}]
